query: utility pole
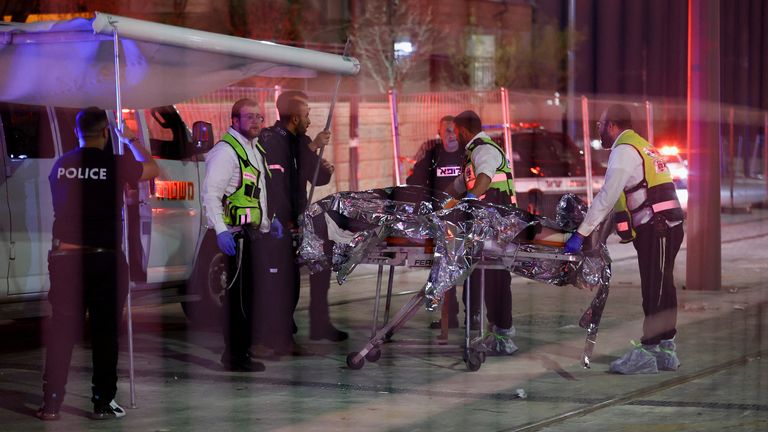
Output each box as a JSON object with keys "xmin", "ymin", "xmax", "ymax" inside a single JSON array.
[
  {"xmin": 566, "ymin": 0, "xmax": 576, "ymax": 145},
  {"xmin": 686, "ymin": 0, "xmax": 722, "ymax": 291}
]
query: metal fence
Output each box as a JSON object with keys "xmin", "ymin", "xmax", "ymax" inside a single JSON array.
[{"xmin": 177, "ymin": 86, "xmax": 768, "ymax": 206}]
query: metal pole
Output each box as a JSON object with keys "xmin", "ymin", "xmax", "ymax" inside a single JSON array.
[
  {"xmin": 729, "ymin": 107, "xmax": 735, "ymax": 208},
  {"xmin": 388, "ymin": 89, "xmax": 403, "ymax": 185},
  {"xmin": 273, "ymin": 85, "xmax": 281, "ymax": 122},
  {"xmin": 371, "ymin": 265, "xmax": 384, "ymax": 338},
  {"xmin": 111, "ymin": 22, "xmax": 137, "ymax": 409},
  {"xmin": 566, "ymin": 0, "xmax": 577, "ymax": 143},
  {"xmin": 500, "ymin": 87, "xmax": 514, "ymax": 178},
  {"xmin": 645, "ymin": 100, "xmax": 654, "ymax": 146},
  {"xmin": 480, "ymin": 268, "xmax": 485, "ymax": 339},
  {"xmin": 349, "ymin": 95, "xmax": 360, "ymax": 191},
  {"xmin": 764, "ymin": 112, "xmax": 767, "ymax": 196},
  {"xmin": 113, "ymin": 34, "xmax": 123, "ymax": 132},
  {"xmin": 580, "ymin": 95, "xmax": 594, "ymax": 204},
  {"xmin": 307, "ymin": 40, "xmax": 351, "ymax": 207},
  {"xmin": 384, "ymin": 266, "xmax": 395, "ymax": 325}
]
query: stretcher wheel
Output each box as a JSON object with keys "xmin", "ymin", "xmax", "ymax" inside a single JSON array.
[
  {"xmin": 346, "ymin": 352, "xmax": 365, "ymax": 370},
  {"xmin": 479, "ymin": 351, "xmax": 487, "ymax": 363},
  {"xmin": 365, "ymin": 348, "xmax": 382, "ymax": 362},
  {"xmin": 466, "ymin": 352, "xmax": 482, "ymax": 372}
]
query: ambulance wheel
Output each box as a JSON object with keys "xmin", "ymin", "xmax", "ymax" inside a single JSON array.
[
  {"xmin": 183, "ymin": 231, "xmax": 226, "ymax": 327},
  {"xmin": 365, "ymin": 348, "xmax": 382, "ymax": 362},
  {"xmin": 346, "ymin": 352, "xmax": 365, "ymax": 370},
  {"xmin": 466, "ymin": 351, "xmax": 482, "ymax": 372}
]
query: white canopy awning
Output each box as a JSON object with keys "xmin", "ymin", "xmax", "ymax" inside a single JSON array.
[{"xmin": 0, "ymin": 12, "xmax": 359, "ymax": 109}]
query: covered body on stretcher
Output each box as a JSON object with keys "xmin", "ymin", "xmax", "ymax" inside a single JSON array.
[{"xmin": 299, "ymin": 185, "xmax": 612, "ymax": 369}]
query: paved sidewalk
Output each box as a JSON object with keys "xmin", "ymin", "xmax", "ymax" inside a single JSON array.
[{"xmin": 0, "ymin": 210, "xmax": 766, "ymax": 431}]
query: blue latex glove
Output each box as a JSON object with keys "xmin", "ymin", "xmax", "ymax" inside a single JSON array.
[
  {"xmin": 564, "ymin": 232, "xmax": 585, "ymax": 253},
  {"xmin": 216, "ymin": 231, "xmax": 236, "ymax": 256},
  {"xmin": 465, "ymin": 192, "xmax": 478, "ymax": 199},
  {"xmin": 270, "ymin": 217, "xmax": 284, "ymax": 239}
]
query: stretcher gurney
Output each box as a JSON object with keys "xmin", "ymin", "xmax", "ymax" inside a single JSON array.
[
  {"xmin": 299, "ymin": 186, "xmax": 612, "ymax": 372},
  {"xmin": 343, "ymin": 234, "xmax": 608, "ymax": 371}
]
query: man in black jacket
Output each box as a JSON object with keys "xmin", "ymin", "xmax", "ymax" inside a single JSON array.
[
  {"xmin": 405, "ymin": 115, "xmax": 466, "ymax": 330},
  {"xmin": 259, "ymin": 90, "xmax": 348, "ymax": 351}
]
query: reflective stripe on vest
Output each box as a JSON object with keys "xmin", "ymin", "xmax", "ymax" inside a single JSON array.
[
  {"xmin": 220, "ymin": 133, "xmax": 264, "ymax": 227},
  {"xmin": 651, "ymin": 200, "xmax": 681, "ymax": 213},
  {"xmin": 464, "ymin": 166, "xmax": 510, "ymax": 189}
]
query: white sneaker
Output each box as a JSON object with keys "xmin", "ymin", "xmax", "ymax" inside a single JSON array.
[{"xmin": 89, "ymin": 399, "xmax": 126, "ymax": 420}]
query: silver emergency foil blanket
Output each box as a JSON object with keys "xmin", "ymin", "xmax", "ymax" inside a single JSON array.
[{"xmin": 299, "ymin": 186, "xmax": 611, "ymax": 311}]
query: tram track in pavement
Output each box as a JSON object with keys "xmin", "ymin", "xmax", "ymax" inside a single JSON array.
[{"xmin": 508, "ymin": 347, "xmax": 766, "ymax": 431}]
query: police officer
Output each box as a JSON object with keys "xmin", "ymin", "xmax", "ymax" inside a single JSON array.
[
  {"xmin": 37, "ymin": 107, "xmax": 159, "ymax": 420},
  {"xmin": 405, "ymin": 115, "xmax": 465, "ymax": 330},
  {"xmin": 565, "ymin": 104, "xmax": 684, "ymax": 374},
  {"xmin": 259, "ymin": 90, "xmax": 346, "ymax": 352},
  {"xmin": 202, "ymin": 98, "xmax": 276, "ymax": 371},
  {"xmin": 448, "ymin": 110, "xmax": 519, "ymax": 355}
]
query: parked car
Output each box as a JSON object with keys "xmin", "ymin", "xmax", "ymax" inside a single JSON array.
[{"xmin": 490, "ymin": 127, "xmax": 604, "ymax": 218}]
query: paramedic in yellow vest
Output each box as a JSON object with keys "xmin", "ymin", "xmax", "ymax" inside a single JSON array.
[
  {"xmin": 449, "ymin": 110, "xmax": 518, "ymax": 355},
  {"xmin": 565, "ymin": 104, "xmax": 685, "ymax": 375},
  {"xmin": 202, "ymin": 98, "xmax": 280, "ymax": 372}
]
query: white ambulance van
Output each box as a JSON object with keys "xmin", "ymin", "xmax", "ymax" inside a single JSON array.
[
  {"xmin": 0, "ymin": 13, "xmax": 359, "ymax": 323},
  {"xmin": 489, "ymin": 126, "xmax": 605, "ymax": 218}
]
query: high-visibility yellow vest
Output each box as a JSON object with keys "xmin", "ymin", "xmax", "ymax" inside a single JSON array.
[
  {"xmin": 612, "ymin": 131, "xmax": 684, "ymax": 242},
  {"xmin": 464, "ymin": 136, "xmax": 517, "ymax": 206},
  {"xmin": 220, "ymin": 133, "xmax": 268, "ymax": 227}
]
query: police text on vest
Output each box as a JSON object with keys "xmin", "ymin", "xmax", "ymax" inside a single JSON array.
[{"xmin": 57, "ymin": 167, "xmax": 107, "ymax": 180}]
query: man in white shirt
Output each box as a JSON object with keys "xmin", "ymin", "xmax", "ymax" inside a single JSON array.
[
  {"xmin": 202, "ymin": 98, "xmax": 275, "ymax": 372},
  {"xmin": 565, "ymin": 104, "xmax": 685, "ymax": 374}
]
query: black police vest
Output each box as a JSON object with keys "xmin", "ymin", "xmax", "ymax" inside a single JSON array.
[{"xmin": 430, "ymin": 144, "xmax": 464, "ymax": 192}]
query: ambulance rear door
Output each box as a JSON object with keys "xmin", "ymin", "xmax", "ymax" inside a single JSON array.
[{"xmin": 138, "ymin": 106, "xmax": 203, "ymax": 285}]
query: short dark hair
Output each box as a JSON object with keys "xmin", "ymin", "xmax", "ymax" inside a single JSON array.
[
  {"xmin": 453, "ymin": 110, "xmax": 482, "ymax": 134},
  {"xmin": 604, "ymin": 104, "xmax": 633, "ymax": 130},
  {"xmin": 439, "ymin": 115, "xmax": 454, "ymax": 124},
  {"xmin": 76, "ymin": 107, "xmax": 108, "ymax": 138},
  {"xmin": 276, "ymin": 90, "xmax": 309, "ymax": 121},
  {"xmin": 231, "ymin": 98, "xmax": 259, "ymax": 120}
]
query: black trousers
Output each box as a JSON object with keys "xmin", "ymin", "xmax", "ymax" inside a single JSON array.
[
  {"xmin": 286, "ymin": 241, "xmax": 334, "ymax": 335},
  {"xmin": 307, "ymin": 238, "xmax": 334, "ymax": 331},
  {"xmin": 633, "ymin": 218, "xmax": 685, "ymax": 346},
  {"xmin": 465, "ymin": 267, "xmax": 512, "ymax": 329},
  {"xmin": 254, "ymin": 234, "xmax": 295, "ymax": 351},
  {"xmin": 223, "ymin": 227, "xmax": 261, "ymax": 360},
  {"xmin": 44, "ymin": 249, "xmax": 128, "ymax": 405}
]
